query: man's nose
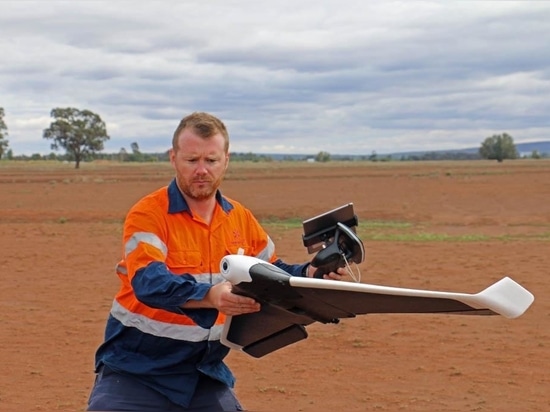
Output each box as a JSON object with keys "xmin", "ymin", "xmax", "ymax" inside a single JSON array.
[{"xmin": 194, "ymin": 160, "xmax": 209, "ymax": 173}]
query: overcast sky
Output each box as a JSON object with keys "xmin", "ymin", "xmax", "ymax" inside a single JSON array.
[{"xmin": 2, "ymin": 1, "xmax": 549, "ymax": 156}]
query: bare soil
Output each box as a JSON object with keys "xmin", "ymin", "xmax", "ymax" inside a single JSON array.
[{"xmin": 1, "ymin": 160, "xmax": 548, "ymax": 411}]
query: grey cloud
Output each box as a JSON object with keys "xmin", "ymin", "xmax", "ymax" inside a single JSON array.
[{"xmin": 2, "ymin": 0, "xmax": 550, "ymax": 156}]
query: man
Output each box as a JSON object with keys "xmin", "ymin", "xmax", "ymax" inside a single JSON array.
[{"xmin": 87, "ymin": 112, "xmax": 345, "ymax": 411}]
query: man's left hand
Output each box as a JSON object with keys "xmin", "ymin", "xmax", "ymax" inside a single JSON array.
[{"xmin": 306, "ymin": 265, "xmax": 347, "ymax": 280}]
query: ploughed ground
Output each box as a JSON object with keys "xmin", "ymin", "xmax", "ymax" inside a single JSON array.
[{"xmin": 0, "ymin": 160, "xmax": 548, "ymax": 411}]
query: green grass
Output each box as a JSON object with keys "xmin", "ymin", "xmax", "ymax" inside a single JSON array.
[
  {"xmin": 260, "ymin": 218, "xmax": 550, "ymax": 242},
  {"xmin": 261, "ymin": 216, "xmax": 304, "ymax": 228},
  {"xmin": 362, "ymin": 232, "xmax": 492, "ymax": 242},
  {"xmin": 359, "ymin": 220, "xmax": 412, "ymax": 229}
]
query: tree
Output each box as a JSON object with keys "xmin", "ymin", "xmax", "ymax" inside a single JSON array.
[
  {"xmin": 315, "ymin": 151, "xmax": 331, "ymax": 162},
  {"xmin": 129, "ymin": 141, "xmax": 144, "ymax": 161},
  {"xmin": 0, "ymin": 107, "xmax": 9, "ymax": 159},
  {"xmin": 119, "ymin": 147, "xmax": 128, "ymax": 162},
  {"xmin": 479, "ymin": 133, "xmax": 518, "ymax": 163},
  {"xmin": 368, "ymin": 151, "xmax": 378, "ymax": 162},
  {"xmin": 43, "ymin": 107, "xmax": 109, "ymax": 169}
]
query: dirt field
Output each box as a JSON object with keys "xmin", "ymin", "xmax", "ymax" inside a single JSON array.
[{"xmin": 1, "ymin": 160, "xmax": 548, "ymax": 411}]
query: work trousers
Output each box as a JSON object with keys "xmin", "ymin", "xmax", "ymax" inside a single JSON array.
[{"xmin": 87, "ymin": 365, "xmax": 243, "ymax": 411}]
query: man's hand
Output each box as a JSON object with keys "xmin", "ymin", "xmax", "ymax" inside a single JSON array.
[
  {"xmin": 201, "ymin": 281, "xmax": 260, "ymax": 316},
  {"xmin": 306, "ymin": 265, "xmax": 347, "ymax": 280}
]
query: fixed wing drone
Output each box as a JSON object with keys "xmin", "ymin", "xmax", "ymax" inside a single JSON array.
[{"xmin": 219, "ymin": 204, "xmax": 535, "ymax": 358}]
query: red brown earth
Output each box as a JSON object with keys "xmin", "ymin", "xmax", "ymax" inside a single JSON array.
[{"xmin": 1, "ymin": 160, "xmax": 548, "ymax": 411}]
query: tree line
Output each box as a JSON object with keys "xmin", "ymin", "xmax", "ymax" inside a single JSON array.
[{"xmin": 0, "ymin": 106, "xmax": 541, "ymax": 168}]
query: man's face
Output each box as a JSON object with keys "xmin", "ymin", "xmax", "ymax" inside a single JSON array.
[{"xmin": 170, "ymin": 128, "xmax": 229, "ymax": 201}]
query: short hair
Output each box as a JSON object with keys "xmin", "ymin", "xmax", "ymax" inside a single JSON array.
[{"xmin": 172, "ymin": 112, "xmax": 229, "ymax": 152}]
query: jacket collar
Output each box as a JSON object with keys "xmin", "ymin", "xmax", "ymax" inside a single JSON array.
[{"xmin": 167, "ymin": 178, "xmax": 234, "ymax": 214}]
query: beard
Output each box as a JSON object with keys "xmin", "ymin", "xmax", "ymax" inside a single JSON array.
[{"xmin": 177, "ymin": 175, "xmax": 223, "ymax": 201}]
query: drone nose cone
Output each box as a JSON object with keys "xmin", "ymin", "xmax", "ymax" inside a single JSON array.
[{"xmin": 220, "ymin": 255, "xmax": 261, "ymax": 283}]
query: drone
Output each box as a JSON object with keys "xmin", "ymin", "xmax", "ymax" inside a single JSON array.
[{"xmin": 219, "ymin": 203, "xmax": 535, "ymax": 358}]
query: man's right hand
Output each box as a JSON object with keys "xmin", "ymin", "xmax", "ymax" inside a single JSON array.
[{"xmin": 199, "ymin": 282, "xmax": 261, "ymax": 316}]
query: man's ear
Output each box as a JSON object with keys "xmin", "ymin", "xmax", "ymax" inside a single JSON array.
[{"xmin": 169, "ymin": 148, "xmax": 175, "ymax": 165}]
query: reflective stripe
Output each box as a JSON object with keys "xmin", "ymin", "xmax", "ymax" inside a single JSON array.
[
  {"xmin": 256, "ymin": 236, "xmax": 275, "ymax": 261},
  {"xmin": 115, "ymin": 265, "xmax": 226, "ymax": 284},
  {"xmin": 125, "ymin": 232, "xmax": 168, "ymax": 258},
  {"xmin": 194, "ymin": 273, "xmax": 226, "ymax": 285},
  {"xmin": 116, "ymin": 264, "xmax": 128, "ymax": 275},
  {"xmin": 110, "ymin": 299, "xmax": 223, "ymax": 342}
]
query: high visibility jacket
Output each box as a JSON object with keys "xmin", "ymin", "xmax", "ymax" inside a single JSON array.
[{"xmin": 94, "ymin": 179, "xmax": 307, "ymax": 408}]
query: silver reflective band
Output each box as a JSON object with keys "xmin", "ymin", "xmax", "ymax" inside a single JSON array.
[
  {"xmin": 125, "ymin": 232, "xmax": 168, "ymax": 258},
  {"xmin": 110, "ymin": 299, "xmax": 223, "ymax": 342},
  {"xmin": 116, "ymin": 264, "xmax": 128, "ymax": 275},
  {"xmin": 255, "ymin": 236, "xmax": 275, "ymax": 261}
]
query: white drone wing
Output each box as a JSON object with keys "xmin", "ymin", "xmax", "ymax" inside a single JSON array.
[{"xmin": 219, "ymin": 255, "xmax": 534, "ymax": 358}]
